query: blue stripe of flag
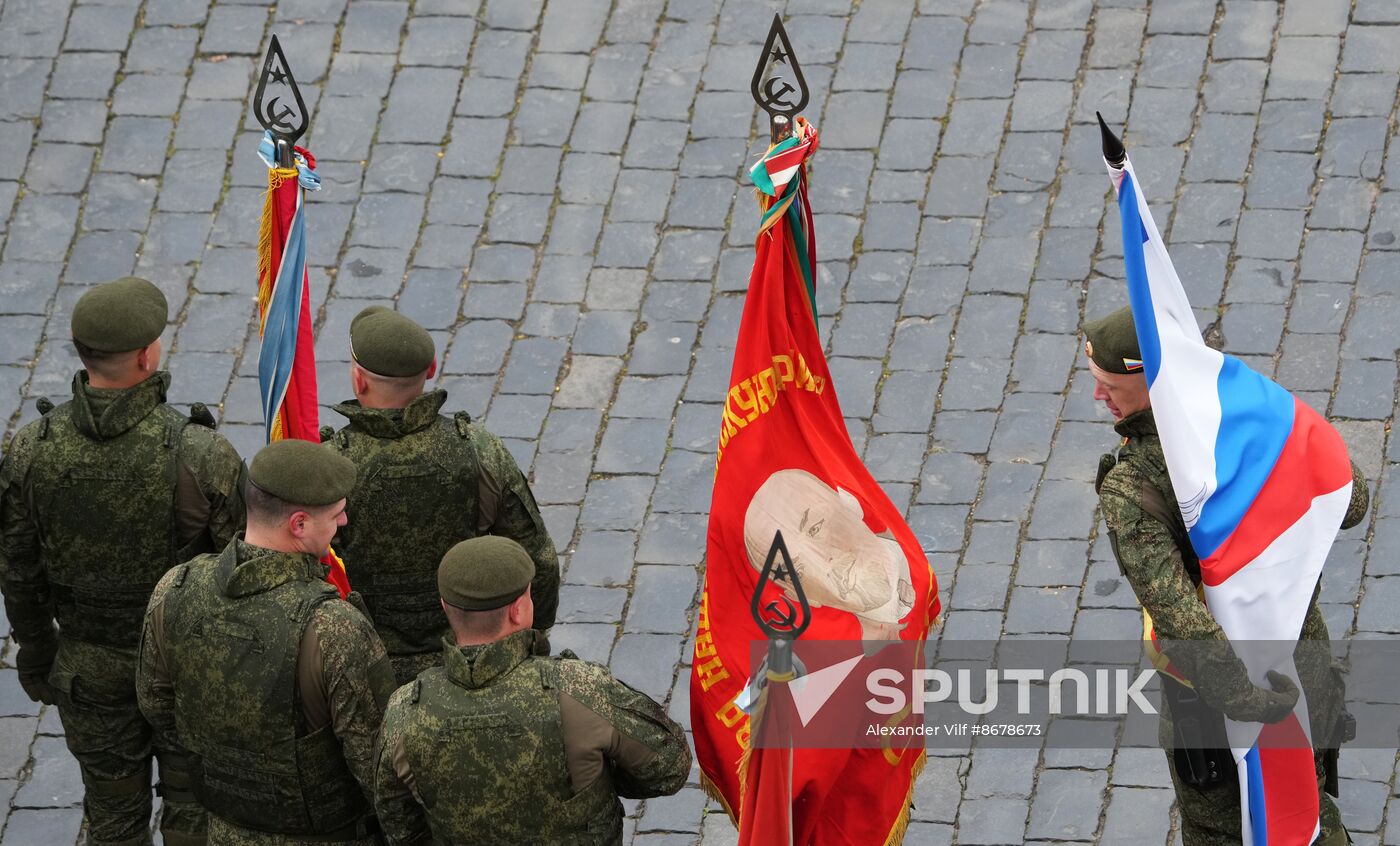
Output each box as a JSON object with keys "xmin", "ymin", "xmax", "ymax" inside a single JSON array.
[
  {"xmin": 1197, "ymin": 360, "xmax": 1295, "ymax": 558},
  {"xmin": 1117, "ymin": 176, "xmax": 1164, "ymax": 387},
  {"xmin": 257, "ymin": 197, "xmax": 309, "ymax": 441},
  {"xmin": 1244, "ymin": 747, "xmax": 1268, "ymax": 844}
]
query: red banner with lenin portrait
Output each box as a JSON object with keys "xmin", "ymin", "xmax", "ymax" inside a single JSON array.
[{"xmin": 691, "ymin": 118, "xmax": 940, "ymax": 846}]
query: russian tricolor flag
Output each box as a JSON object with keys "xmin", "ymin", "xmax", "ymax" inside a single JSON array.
[{"xmin": 1107, "ymin": 155, "xmax": 1353, "ymax": 845}]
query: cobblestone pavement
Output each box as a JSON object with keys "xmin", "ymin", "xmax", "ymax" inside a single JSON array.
[{"xmin": 1, "ymin": 0, "xmax": 1398, "ymax": 843}]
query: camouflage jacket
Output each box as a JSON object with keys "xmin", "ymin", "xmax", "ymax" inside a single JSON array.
[
  {"xmin": 373, "ymin": 629, "xmax": 692, "ymax": 846},
  {"xmin": 324, "ymin": 390, "xmax": 560, "ymax": 654},
  {"xmin": 0, "ymin": 372, "xmax": 245, "ymax": 667},
  {"xmin": 138, "ymin": 539, "xmax": 397, "ymax": 816},
  {"xmin": 1097, "ymin": 408, "xmax": 1367, "ymax": 734}
]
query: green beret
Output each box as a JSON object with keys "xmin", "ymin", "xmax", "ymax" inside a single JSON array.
[
  {"xmin": 1083, "ymin": 306, "xmax": 1143, "ymax": 375},
  {"xmin": 349, "ymin": 305, "xmax": 391, "ymax": 331},
  {"xmin": 439, "ymin": 537, "xmax": 535, "ymax": 611},
  {"xmin": 71, "ymin": 277, "xmax": 168, "ymax": 353},
  {"xmin": 249, "ymin": 439, "xmax": 356, "ymax": 506},
  {"xmin": 350, "ymin": 307, "xmax": 435, "ymax": 377}
]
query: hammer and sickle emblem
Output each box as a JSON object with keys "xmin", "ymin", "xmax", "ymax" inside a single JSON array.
[
  {"xmin": 763, "ymin": 596, "xmax": 799, "ymax": 631},
  {"xmin": 762, "ymin": 77, "xmax": 796, "ymax": 110},
  {"xmin": 751, "ymin": 530, "xmax": 812, "ymax": 641},
  {"xmin": 264, "ymin": 97, "xmax": 298, "ymax": 132}
]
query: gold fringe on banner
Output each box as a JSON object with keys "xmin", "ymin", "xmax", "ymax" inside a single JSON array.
[
  {"xmin": 881, "ymin": 750, "xmax": 926, "ymax": 846},
  {"xmin": 256, "ymin": 167, "xmax": 301, "ymax": 329},
  {"xmin": 700, "ymin": 772, "xmax": 737, "ymax": 825}
]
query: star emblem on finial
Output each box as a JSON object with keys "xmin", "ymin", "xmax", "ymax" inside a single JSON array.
[
  {"xmin": 254, "ymin": 35, "xmax": 309, "ymax": 145},
  {"xmin": 750, "ymin": 14, "xmax": 808, "ymax": 121}
]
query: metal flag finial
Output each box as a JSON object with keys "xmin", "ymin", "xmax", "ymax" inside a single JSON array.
[
  {"xmin": 751, "ymin": 530, "xmax": 812, "ymax": 649},
  {"xmin": 254, "ymin": 35, "xmax": 309, "ymax": 167},
  {"xmin": 751, "ymin": 14, "xmax": 808, "ymax": 142},
  {"xmin": 1097, "ymin": 111, "xmax": 1126, "ymax": 168}
]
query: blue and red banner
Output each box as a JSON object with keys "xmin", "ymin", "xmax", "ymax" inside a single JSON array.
[
  {"xmin": 255, "ymin": 131, "xmax": 350, "ymax": 598},
  {"xmin": 256, "ymin": 131, "xmax": 321, "ymax": 444}
]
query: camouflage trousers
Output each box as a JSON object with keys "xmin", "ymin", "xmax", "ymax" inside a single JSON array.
[
  {"xmin": 50, "ymin": 639, "xmax": 205, "ymax": 846},
  {"xmin": 207, "ymin": 816, "xmax": 382, "ymax": 846}
]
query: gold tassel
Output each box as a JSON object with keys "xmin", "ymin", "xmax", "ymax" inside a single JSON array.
[
  {"xmin": 256, "ymin": 174, "xmax": 275, "ymax": 330},
  {"xmin": 256, "ymin": 167, "xmax": 302, "ymax": 332}
]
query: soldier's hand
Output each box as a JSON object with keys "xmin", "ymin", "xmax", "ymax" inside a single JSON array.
[
  {"xmin": 15, "ymin": 640, "xmax": 58, "ymax": 705},
  {"xmin": 1230, "ymin": 670, "xmax": 1299, "ymax": 724},
  {"xmin": 17, "ymin": 670, "xmax": 56, "ymax": 705}
]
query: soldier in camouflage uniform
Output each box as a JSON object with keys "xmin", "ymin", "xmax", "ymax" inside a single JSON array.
[
  {"xmin": 323, "ymin": 307, "xmax": 560, "ymax": 684},
  {"xmin": 0, "ymin": 277, "xmax": 246, "ymax": 846},
  {"xmin": 137, "ymin": 440, "xmax": 397, "ymax": 846},
  {"xmin": 373, "ymin": 536, "xmax": 692, "ymax": 845},
  {"xmin": 1087, "ymin": 307, "xmax": 1367, "ymax": 846}
]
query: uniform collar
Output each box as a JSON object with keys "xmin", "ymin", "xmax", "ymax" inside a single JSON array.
[
  {"xmin": 215, "ymin": 537, "xmax": 330, "ymax": 599},
  {"xmin": 69, "ymin": 371, "xmax": 170, "ymax": 440},
  {"xmin": 442, "ymin": 629, "xmax": 541, "ymax": 690},
  {"xmin": 330, "ymin": 389, "xmax": 447, "ymax": 439},
  {"xmin": 1113, "ymin": 407, "xmax": 1158, "ymax": 440}
]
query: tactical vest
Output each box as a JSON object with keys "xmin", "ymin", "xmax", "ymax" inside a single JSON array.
[
  {"xmin": 28, "ymin": 402, "xmax": 212, "ymax": 647},
  {"xmin": 402, "ymin": 659, "xmax": 623, "ymax": 846},
  {"xmin": 160, "ymin": 557, "xmax": 369, "ymax": 835},
  {"xmin": 327, "ymin": 412, "xmax": 481, "ymax": 655}
]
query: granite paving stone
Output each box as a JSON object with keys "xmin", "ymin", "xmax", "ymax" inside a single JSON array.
[
  {"xmin": 1203, "ymin": 58, "xmax": 1269, "ymax": 115},
  {"xmin": 1332, "ymin": 72, "xmax": 1400, "ymax": 118},
  {"xmin": 1311, "ymin": 179, "xmax": 1379, "ymax": 232},
  {"xmin": 1246, "ymin": 150, "xmax": 1318, "ymax": 210},
  {"xmin": 1300, "ymin": 231, "xmax": 1365, "ymax": 284}
]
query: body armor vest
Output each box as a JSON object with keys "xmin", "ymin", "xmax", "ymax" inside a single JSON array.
[
  {"xmin": 329, "ymin": 412, "xmax": 481, "ymax": 656},
  {"xmin": 402, "ymin": 659, "xmax": 622, "ymax": 846},
  {"xmin": 29, "ymin": 402, "xmax": 205, "ymax": 647},
  {"xmin": 160, "ymin": 553, "xmax": 368, "ymax": 835}
]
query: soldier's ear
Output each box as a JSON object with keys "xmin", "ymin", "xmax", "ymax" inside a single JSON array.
[
  {"xmin": 135, "ymin": 339, "xmax": 161, "ymax": 373},
  {"xmin": 350, "ymin": 363, "xmax": 369, "ymax": 396},
  {"xmin": 509, "ymin": 589, "xmax": 534, "ymax": 630}
]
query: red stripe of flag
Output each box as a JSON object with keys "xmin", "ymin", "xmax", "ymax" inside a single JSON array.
[
  {"xmin": 1257, "ymin": 713, "xmax": 1320, "ymax": 844},
  {"xmin": 1200, "ymin": 399, "xmax": 1352, "ymax": 587}
]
